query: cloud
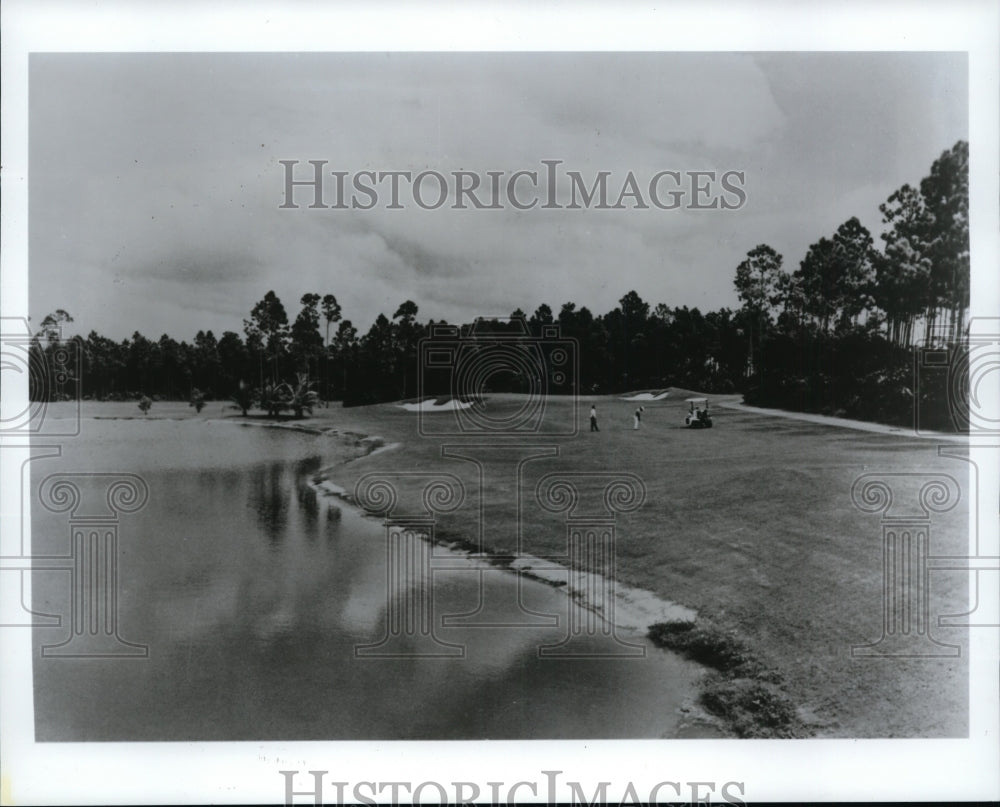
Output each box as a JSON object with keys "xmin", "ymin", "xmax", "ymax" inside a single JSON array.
[{"xmin": 29, "ymin": 52, "xmax": 967, "ymax": 339}]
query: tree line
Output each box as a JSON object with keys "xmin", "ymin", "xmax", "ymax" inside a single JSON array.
[
  {"xmin": 30, "ymin": 292, "xmax": 753, "ymax": 405},
  {"xmin": 28, "ymin": 142, "xmax": 968, "ymax": 429},
  {"xmin": 731, "ymin": 141, "xmax": 968, "ymax": 429}
]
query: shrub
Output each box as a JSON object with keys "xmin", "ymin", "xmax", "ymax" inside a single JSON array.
[
  {"xmin": 230, "ymin": 383, "xmax": 255, "ymax": 416},
  {"xmin": 699, "ymin": 676, "xmax": 799, "ymax": 738},
  {"xmin": 258, "ymin": 384, "xmax": 290, "ymax": 418},
  {"xmin": 189, "ymin": 388, "xmax": 207, "ymax": 413},
  {"xmin": 137, "ymin": 396, "xmax": 152, "ymax": 416},
  {"xmin": 647, "ymin": 620, "xmax": 755, "ymax": 674}
]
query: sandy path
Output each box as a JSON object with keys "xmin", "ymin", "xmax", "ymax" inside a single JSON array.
[{"xmin": 718, "ymin": 401, "xmax": 968, "ymax": 442}]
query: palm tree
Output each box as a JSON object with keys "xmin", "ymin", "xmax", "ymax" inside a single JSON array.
[
  {"xmin": 322, "ymin": 294, "xmax": 342, "ymax": 347},
  {"xmin": 258, "ymin": 383, "xmax": 290, "ymax": 418},
  {"xmin": 321, "ymin": 295, "xmax": 342, "ymax": 404},
  {"xmin": 279, "ymin": 373, "xmax": 320, "ymax": 419}
]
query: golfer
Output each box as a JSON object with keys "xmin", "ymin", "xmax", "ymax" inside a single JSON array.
[
  {"xmin": 633, "ymin": 405, "xmax": 644, "ymax": 430},
  {"xmin": 590, "ymin": 404, "xmax": 600, "ymax": 432}
]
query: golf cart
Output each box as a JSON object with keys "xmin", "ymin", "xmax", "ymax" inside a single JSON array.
[{"xmin": 685, "ymin": 398, "xmax": 713, "ymax": 429}]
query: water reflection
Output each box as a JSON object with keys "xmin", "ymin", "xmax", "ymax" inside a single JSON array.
[
  {"xmin": 297, "ymin": 484, "xmax": 320, "ymax": 534},
  {"xmin": 251, "ymin": 462, "xmax": 291, "ymax": 546},
  {"xmin": 32, "ymin": 420, "xmax": 704, "ymax": 741}
]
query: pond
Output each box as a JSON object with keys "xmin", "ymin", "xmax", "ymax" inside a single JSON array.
[{"xmin": 31, "ymin": 417, "xmax": 707, "ymax": 740}]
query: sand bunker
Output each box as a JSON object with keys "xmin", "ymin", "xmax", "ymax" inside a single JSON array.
[
  {"xmin": 398, "ymin": 398, "xmax": 475, "ymax": 412},
  {"xmin": 620, "ymin": 391, "xmax": 671, "ymax": 401}
]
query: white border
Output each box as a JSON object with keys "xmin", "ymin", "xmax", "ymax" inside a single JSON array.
[{"xmin": 2, "ymin": 1, "xmax": 998, "ymax": 804}]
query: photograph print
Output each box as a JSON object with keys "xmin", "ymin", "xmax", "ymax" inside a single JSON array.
[{"xmin": 3, "ymin": 6, "xmax": 998, "ymax": 802}]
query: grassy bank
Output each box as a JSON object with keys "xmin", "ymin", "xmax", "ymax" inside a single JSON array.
[{"xmin": 647, "ymin": 620, "xmax": 803, "ymax": 738}]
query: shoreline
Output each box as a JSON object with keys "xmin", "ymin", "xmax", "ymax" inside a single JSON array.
[
  {"xmin": 310, "ymin": 475, "xmax": 699, "ymax": 634},
  {"xmin": 307, "ymin": 474, "xmax": 728, "ymax": 739},
  {"xmin": 306, "ymin": 430, "xmax": 700, "ymax": 635},
  {"xmin": 302, "ymin": 425, "xmax": 747, "ymax": 738}
]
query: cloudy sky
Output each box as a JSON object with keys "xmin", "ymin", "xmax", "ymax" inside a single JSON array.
[{"xmin": 29, "ymin": 51, "xmax": 967, "ymax": 341}]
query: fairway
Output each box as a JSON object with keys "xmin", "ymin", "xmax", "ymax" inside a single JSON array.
[{"xmin": 299, "ymin": 392, "xmax": 969, "ymax": 738}]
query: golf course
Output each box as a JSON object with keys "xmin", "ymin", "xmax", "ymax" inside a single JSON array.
[{"xmin": 52, "ymin": 389, "xmax": 969, "ymax": 739}]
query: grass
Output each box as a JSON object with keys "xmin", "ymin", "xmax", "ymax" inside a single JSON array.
[{"xmin": 305, "ymin": 393, "xmax": 966, "ymax": 738}]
